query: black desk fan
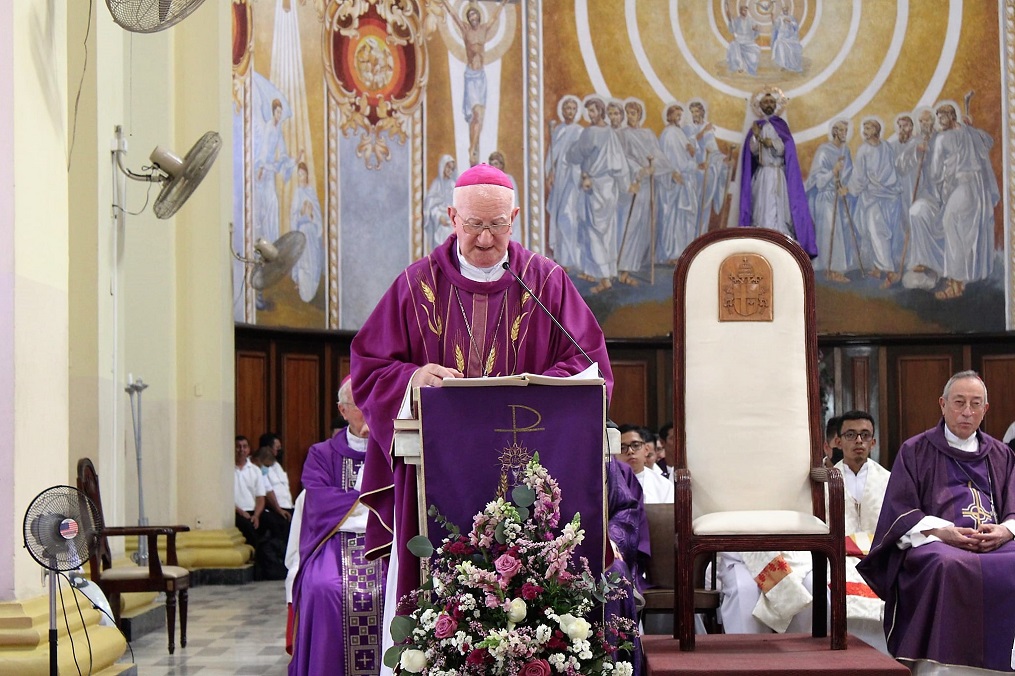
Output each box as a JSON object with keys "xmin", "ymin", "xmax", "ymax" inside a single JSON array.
[{"xmin": 23, "ymin": 486, "xmax": 103, "ymax": 676}]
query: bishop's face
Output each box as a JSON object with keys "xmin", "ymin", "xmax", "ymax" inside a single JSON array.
[
  {"xmin": 450, "ymin": 187, "xmax": 517, "ymax": 269},
  {"xmin": 939, "ymin": 377, "xmax": 989, "ymax": 440}
]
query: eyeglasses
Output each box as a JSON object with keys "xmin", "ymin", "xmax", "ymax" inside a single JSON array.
[
  {"xmin": 621, "ymin": 441, "xmax": 646, "ymax": 453},
  {"xmin": 453, "ymin": 209, "xmax": 512, "ymax": 235},
  {"xmin": 840, "ymin": 430, "xmax": 873, "ymax": 442},
  {"xmin": 947, "ymin": 399, "xmax": 985, "ymax": 412}
]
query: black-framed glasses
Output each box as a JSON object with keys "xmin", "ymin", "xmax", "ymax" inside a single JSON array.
[
  {"xmin": 840, "ymin": 430, "xmax": 873, "ymax": 442},
  {"xmin": 621, "ymin": 440, "xmax": 646, "ymax": 453}
]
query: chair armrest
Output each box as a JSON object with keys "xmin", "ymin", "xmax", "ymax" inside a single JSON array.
[
  {"xmin": 675, "ymin": 469, "xmax": 692, "ymax": 536},
  {"xmin": 101, "ymin": 526, "xmax": 181, "ymax": 575},
  {"xmin": 823, "ymin": 467, "xmax": 845, "ymax": 537},
  {"xmin": 810, "ymin": 466, "xmax": 831, "ymax": 482}
]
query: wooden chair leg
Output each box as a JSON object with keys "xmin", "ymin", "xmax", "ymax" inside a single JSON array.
[
  {"xmin": 811, "ymin": 552, "xmax": 828, "ymax": 638},
  {"xmin": 108, "ymin": 592, "xmax": 121, "ymax": 627},
  {"xmin": 166, "ymin": 591, "xmax": 177, "ymax": 655},
  {"xmin": 179, "ymin": 588, "xmax": 188, "ymax": 648}
]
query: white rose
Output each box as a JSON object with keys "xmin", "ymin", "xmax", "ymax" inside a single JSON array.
[
  {"xmin": 614, "ymin": 662, "xmax": 633, "ymax": 676},
  {"xmin": 557, "ymin": 613, "xmax": 577, "ymax": 634},
  {"xmin": 507, "ymin": 598, "xmax": 527, "ymax": 623},
  {"xmin": 565, "ymin": 617, "xmax": 591, "ymax": 641},
  {"xmin": 399, "ymin": 648, "xmax": 427, "ymax": 673}
]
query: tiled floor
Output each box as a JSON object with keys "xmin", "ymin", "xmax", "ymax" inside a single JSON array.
[{"xmin": 118, "ymin": 580, "xmax": 290, "ymax": 675}]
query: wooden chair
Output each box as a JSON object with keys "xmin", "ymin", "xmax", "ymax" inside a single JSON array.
[
  {"xmin": 671, "ymin": 228, "xmax": 846, "ymax": 651},
  {"xmin": 77, "ymin": 458, "xmax": 191, "ymax": 654},
  {"xmin": 642, "ymin": 503, "xmax": 719, "ymax": 634}
]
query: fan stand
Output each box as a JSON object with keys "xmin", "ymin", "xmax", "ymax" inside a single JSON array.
[
  {"xmin": 47, "ymin": 568, "xmax": 57, "ymax": 676},
  {"xmin": 126, "ymin": 376, "xmax": 150, "ymax": 565}
]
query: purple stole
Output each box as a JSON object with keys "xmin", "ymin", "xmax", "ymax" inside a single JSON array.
[
  {"xmin": 738, "ymin": 115, "xmax": 818, "ymax": 257},
  {"xmin": 289, "ymin": 430, "xmax": 385, "ymax": 676}
]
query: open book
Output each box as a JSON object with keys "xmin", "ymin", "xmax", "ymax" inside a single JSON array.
[{"xmin": 440, "ymin": 362, "xmax": 604, "ymax": 387}]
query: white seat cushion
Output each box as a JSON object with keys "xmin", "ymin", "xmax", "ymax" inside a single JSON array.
[
  {"xmin": 100, "ymin": 565, "xmax": 190, "ymax": 581},
  {"xmin": 692, "ymin": 510, "xmax": 830, "ymax": 535}
]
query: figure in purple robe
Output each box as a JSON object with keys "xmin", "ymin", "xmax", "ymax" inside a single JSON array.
[
  {"xmin": 606, "ymin": 458, "xmax": 650, "ymax": 676},
  {"xmin": 289, "ymin": 424, "xmax": 386, "ymax": 676},
  {"xmin": 738, "ymin": 87, "xmax": 817, "ymax": 258},
  {"xmin": 857, "ymin": 371, "xmax": 1015, "ymax": 674},
  {"xmin": 351, "ymin": 164, "xmax": 614, "ymax": 668}
]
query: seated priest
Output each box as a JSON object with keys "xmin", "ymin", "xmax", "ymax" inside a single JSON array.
[
  {"xmin": 288, "ymin": 378, "xmax": 385, "ymax": 676},
  {"xmin": 858, "ymin": 371, "xmax": 1015, "ymax": 675},
  {"xmin": 351, "ymin": 162, "xmax": 613, "ymax": 675},
  {"xmin": 716, "ymin": 410, "xmax": 889, "ymax": 645}
]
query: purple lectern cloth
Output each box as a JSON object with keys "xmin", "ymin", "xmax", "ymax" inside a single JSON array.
[
  {"xmin": 606, "ymin": 458, "xmax": 648, "ymax": 676},
  {"xmin": 289, "ymin": 430, "xmax": 386, "ymax": 676},
  {"xmin": 351, "ymin": 235, "xmax": 613, "ymax": 605},
  {"xmin": 420, "ymin": 384, "xmax": 607, "ymax": 575},
  {"xmin": 857, "ymin": 421, "xmax": 1015, "ymax": 671},
  {"xmin": 738, "ymin": 115, "xmax": 818, "ymax": 257}
]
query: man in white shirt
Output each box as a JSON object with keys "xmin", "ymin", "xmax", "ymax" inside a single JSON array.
[
  {"xmin": 618, "ymin": 424, "xmax": 673, "ymax": 504},
  {"xmin": 258, "ymin": 432, "xmax": 294, "ymax": 516},
  {"xmin": 234, "ymin": 435, "xmax": 266, "ymax": 547}
]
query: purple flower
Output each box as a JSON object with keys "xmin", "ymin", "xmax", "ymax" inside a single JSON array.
[
  {"xmin": 521, "ymin": 658, "xmax": 552, "ymax": 676},
  {"xmin": 494, "ymin": 553, "xmax": 522, "ymax": 581},
  {"xmin": 434, "ymin": 613, "xmax": 458, "ymax": 639}
]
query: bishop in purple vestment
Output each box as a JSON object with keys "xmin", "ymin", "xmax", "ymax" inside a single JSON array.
[
  {"xmin": 289, "ymin": 380, "xmax": 385, "ymax": 676},
  {"xmin": 857, "ymin": 372, "xmax": 1015, "ymax": 673},
  {"xmin": 351, "ymin": 164, "xmax": 613, "ymax": 666}
]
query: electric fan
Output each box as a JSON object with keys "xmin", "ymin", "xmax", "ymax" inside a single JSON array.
[
  {"xmin": 232, "ymin": 230, "xmax": 308, "ymax": 290},
  {"xmin": 23, "ymin": 486, "xmax": 103, "ymax": 676},
  {"xmin": 113, "ymin": 126, "xmax": 222, "ymax": 220},
  {"xmin": 105, "ymin": 0, "xmax": 209, "ymax": 33}
]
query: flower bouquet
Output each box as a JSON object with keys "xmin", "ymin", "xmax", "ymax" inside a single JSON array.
[{"xmin": 384, "ymin": 455, "xmax": 637, "ymax": 675}]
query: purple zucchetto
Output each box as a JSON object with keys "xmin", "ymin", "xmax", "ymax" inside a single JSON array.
[{"xmin": 454, "ymin": 163, "xmax": 513, "ymax": 189}]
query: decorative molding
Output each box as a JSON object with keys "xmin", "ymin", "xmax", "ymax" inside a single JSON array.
[
  {"xmin": 1004, "ymin": 2, "xmax": 1014, "ymax": 329},
  {"xmin": 523, "ymin": 0, "xmax": 544, "ymax": 254},
  {"xmin": 328, "ymin": 101, "xmax": 340, "ymax": 329}
]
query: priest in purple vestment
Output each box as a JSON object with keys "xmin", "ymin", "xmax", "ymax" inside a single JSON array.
[
  {"xmin": 607, "ymin": 457, "xmax": 650, "ymax": 676},
  {"xmin": 738, "ymin": 86, "xmax": 817, "ymax": 258},
  {"xmin": 289, "ymin": 378, "xmax": 386, "ymax": 676},
  {"xmin": 351, "ymin": 163, "xmax": 614, "ymax": 672},
  {"xmin": 857, "ymin": 371, "xmax": 1015, "ymax": 674}
]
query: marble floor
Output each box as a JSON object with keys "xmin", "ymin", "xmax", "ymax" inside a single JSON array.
[{"xmin": 118, "ymin": 580, "xmax": 290, "ymax": 675}]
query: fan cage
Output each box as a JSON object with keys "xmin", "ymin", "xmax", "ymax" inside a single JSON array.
[
  {"xmin": 105, "ymin": 0, "xmax": 208, "ymax": 34},
  {"xmin": 23, "ymin": 486, "xmax": 103, "ymax": 572}
]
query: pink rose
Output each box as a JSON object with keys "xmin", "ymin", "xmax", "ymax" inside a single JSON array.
[
  {"xmin": 434, "ymin": 614, "xmax": 458, "ymax": 639},
  {"xmin": 494, "ymin": 553, "xmax": 522, "ymax": 580},
  {"xmin": 521, "ymin": 659, "xmax": 552, "ymax": 676}
]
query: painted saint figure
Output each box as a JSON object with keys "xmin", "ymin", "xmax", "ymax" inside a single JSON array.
[
  {"xmin": 726, "ymin": 3, "xmax": 761, "ymax": 76},
  {"xmin": 771, "ymin": 6, "xmax": 803, "ymax": 73},
  {"xmin": 424, "ymin": 155, "xmax": 458, "ymax": 252},
  {"xmin": 656, "ymin": 102, "xmax": 699, "ymax": 264},
  {"xmin": 289, "ymin": 160, "xmax": 324, "ymax": 303},
  {"xmin": 546, "ymin": 95, "xmax": 585, "ymax": 270},
  {"xmin": 848, "ymin": 118, "xmax": 903, "ymax": 286},
  {"xmin": 805, "ymin": 120, "xmax": 856, "ymax": 282},
  {"xmin": 901, "ymin": 107, "xmax": 944, "ymax": 290},
  {"xmin": 441, "ymin": 0, "xmax": 509, "ymax": 166},
  {"xmin": 254, "ymin": 97, "xmax": 296, "ymax": 248},
  {"xmin": 739, "ymin": 87, "xmax": 817, "ymax": 257},
  {"xmin": 567, "ymin": 95, "xmax": 627, "ymax": 294}
]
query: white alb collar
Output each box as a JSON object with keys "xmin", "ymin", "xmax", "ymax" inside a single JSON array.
[{"xmin": 944, "ymin": 425, "xmax": 978, "ymax": 452}]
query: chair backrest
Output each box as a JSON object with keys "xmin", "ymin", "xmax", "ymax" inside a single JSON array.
[
  {"xmin": 674, "ymin": 229, "xmax": 823, "ymax": 520},
  {"xmin": 644, "ymin": 503, "xmax": 675, "ymax": 588},
  {"xmin": 77, "ymin": 458, "xmax": 114, "ymax": 574}
]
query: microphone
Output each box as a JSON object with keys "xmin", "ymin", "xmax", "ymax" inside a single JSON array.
[{"xmin": 501, "ymin": 261, "xmax": 600, "ymax": 378}]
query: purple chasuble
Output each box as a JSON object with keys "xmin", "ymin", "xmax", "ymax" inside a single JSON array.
[
  {"xmin": 738, "ymin": 115, "xmax": 818, "ymax": 257},
  {"xmin": 289, "ymin": 429, "xmax": 386, "ymax": 676},
  {"xmin": 857, "ymin": 421, "xmax": 1015, "ymax": 671},
  {"xmin": 351, "ymin": 235, "xmax": 614, "ymax": 608},
  {"xmin": 606, "ymin": 459, "xmax": 649, "ymax": 676}
]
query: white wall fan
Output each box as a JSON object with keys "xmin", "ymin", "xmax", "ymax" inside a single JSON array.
[
  {"xmin": 105, "ymin": 0, "xmax": 208, "ymax": 33},
  {"xmin": 112, "ymin": 125, "xmax": 221, "ymax": 219},
  {"xmin": 231, "ymin": 228, "xmax": 307, "ymax": 291}
]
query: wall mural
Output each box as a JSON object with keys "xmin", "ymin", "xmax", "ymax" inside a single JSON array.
[{"xmin": 235, "ymin": 0, "xmax": 1014, "ymax": 338}]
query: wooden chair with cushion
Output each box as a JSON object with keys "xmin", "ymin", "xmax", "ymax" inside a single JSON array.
[
  {"xmin": 642, "ymin": 502, "xmax": 719, "ymax": 634},
  {"xmin": 671, "ymin": 228, "xmax": 846, "ymax": 651},
  {"xmin": 77, "ymin": 458, "xmax": 191, "ymax": 654}
]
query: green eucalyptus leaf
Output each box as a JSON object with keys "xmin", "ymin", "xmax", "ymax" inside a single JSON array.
[
  {"xmin": 515, "ymin": 506, "xmax": 530, "ymax": 522},
  {"xmin": 383, "ymin": 645, "xmax": 405, "ymax": 668},
  {"xmin": 389, "ymin": 615, "xmax": 416, "ymax": 643},
  {"xmin": 511, "ymin": 484, "xmax": 536, "ymax": 508},
  {"xmin": 495, "ymin": 520, "xmax": 507, "ymax": 544},
  {"xmin": 407, "ymin": 535, "xmax": 434, "ymax": 558}
]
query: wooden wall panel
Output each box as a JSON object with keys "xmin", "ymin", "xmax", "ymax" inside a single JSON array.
[
  {"xmin": 978, "ymin": 354, "xmax": 1015, "ymax": 439},
  {"xmin": 849, "ymin": 356, "xmax": 870, "ymax": 413},
  {"xmin": 890, "ymin": 354, "xmax": 955, "ymax": 465},
  {"xmin": 281, "ymin": 353, "xmax": 323, "ymax": 496},
  {"xmin": 611, "ymin": 360, "xmax": 648, "ymax": 427},
  {"xmin": 235, "ymin": 351, "xmax": 269, "ymax": 443}
]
